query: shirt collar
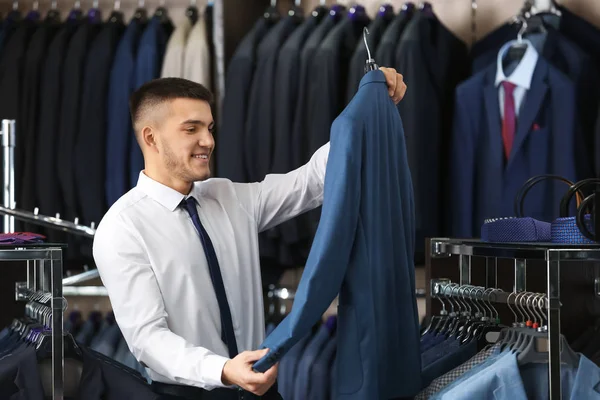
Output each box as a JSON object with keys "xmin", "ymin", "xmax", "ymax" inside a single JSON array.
[
  {"xmin": 136, "ymin": 171, "xmax": 200, "ymax": 212},
  {"xmin": 495, "ymin": 39, "xmax": 539, "ymax": 89}
]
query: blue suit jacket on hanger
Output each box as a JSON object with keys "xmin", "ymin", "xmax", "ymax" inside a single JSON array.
[
  {"xmin": 253, "ymin": 70, "xmax": 422, "ymax": 399},
  {"xmin": 449, "ymin": 55, "xmax": 589, "ymax": 238}
]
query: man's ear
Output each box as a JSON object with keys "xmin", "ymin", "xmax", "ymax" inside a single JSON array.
[{"xmin": 141, "ymin": 126, "xmax": 158, "ymax": 151}]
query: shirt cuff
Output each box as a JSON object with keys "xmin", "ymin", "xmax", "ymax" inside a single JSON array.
[{"xmin": 201, "ymin": 354, "xmax": 230, "ymax": 388}]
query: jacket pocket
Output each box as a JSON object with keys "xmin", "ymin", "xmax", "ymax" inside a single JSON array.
[{"xmin": 336, "ymin": 304, "xmax": 364, "ymax": 395}]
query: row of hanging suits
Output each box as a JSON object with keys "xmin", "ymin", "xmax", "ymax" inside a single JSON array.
[
  {"xmin": 219, "ymin": 1, "xmax": 600, "ymax": 269},
  {"xmin": 0, "ymin": 4, "xmax": 215, "ymax": 263},
  {"xmin": 217, "ymin": 2, "xmax": 467, "ymax": 269},
  {"xmin": 450, "ymin": 5, "xmax": 600, "ymax": 238}
]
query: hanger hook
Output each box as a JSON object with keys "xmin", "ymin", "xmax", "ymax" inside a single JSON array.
[
  {"xmin": 33, "ymin": 0, "xmax": 39, "ymax": 10},
  {"xmin": 517, "ymin": 17, "xmax": 528, "ymax": 42},
  {"xmin": 12, "ymin": 0, "xmax": 18, "ymax": 10},
  {"xmin": 481, "ymin": 288, "xmax": 494, "ymax": 319},
  {"xmin": 507, "ymin": 291, "xmax": 518, "ymax": 324},
  {"xmin": 363, "ymin": 27, "xmax": 373, "ymax": 62},
  {"xmin": 532, "ymin": 293, "xmax": 545, "ymax": 327},
  {"xmin": 270, "ymin": 0, "xmax": 276, "ymax": 7}
]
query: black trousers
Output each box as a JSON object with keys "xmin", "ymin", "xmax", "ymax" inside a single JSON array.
[{"xmin": 151, "ymin": 381, "xmax": 283, "ymax": 400}]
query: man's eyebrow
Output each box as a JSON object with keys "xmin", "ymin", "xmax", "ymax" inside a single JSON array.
[{"xmin": 180, "ymin": 119, "xmax": 214, "ymax": 127}]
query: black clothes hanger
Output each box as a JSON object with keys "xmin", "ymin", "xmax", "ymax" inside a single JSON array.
[
  {"xmin": 288, "ymin": 0, "xmax": 303, "ymax": 21},
  {"xmin": 133, "ymin": 0, "xmax": 148, "ymax": 23},
  {"xmin": 186, "ymin": 0, "xmax": 199, "ymax": 25},
  {"xmin": 67, "ymin": 0, "xmax": 82, "ymax": 21},
  {"xmin": 108, "ymin": 0, "xmax": 124, "ymax": 24},
  {"xmin": 25, "ymin": 0, "xmax": 40, "ymax": 21},
  {"xmin": 311, "ymin": 0, "xmax": 328, "ymax": 21},
  {"xmin": 419, "ymin": 1, "xmax": 435, "ymax": 18},
  {"xmin": 348, "ymin": 4, "xmax": 369, "ymax": 24},
  {"xmin": 87, "ymin": 0, "xmax": 102, "ymax": 23},
  {"xmin": 378, "ymin": 3, "xmax": 395, "ymax": 21},
  {"xmin": 264, "ymin": 0, "xmax": 280, "ymax": 25},
  {"xmin": 45, "ymin": 0, "xmax": 61, "ymax": 22},
  {"xmin": 153, "ymin": 0, "xmax": 170, "ymax": 25}
]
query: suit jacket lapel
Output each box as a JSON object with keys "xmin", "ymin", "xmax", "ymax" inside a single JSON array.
[
  {"xmin": 483, "ymin": 66, "xmax": 503, "ymax": 166},
  {"xmin": 507, "ymin": 59, "xmax": 549, "ymax": 171}
]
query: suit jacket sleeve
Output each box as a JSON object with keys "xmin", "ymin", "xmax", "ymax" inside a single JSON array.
[
  {"xmin": 234, "ymin": 142, "xmax": 329, "ymax": 233},
  {"xmin": 253, "ymin": 117, "xmax": 361, "ymax": 372},
  {"xmin": 449, "ymin": 89, "xmax": 475, "ymax": 238}
]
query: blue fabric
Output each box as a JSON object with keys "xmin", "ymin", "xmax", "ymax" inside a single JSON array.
[
  {"xmin": 450, "ymin": 56, "xmax": 589, "ymax": 238},
  {"xmin": 114, "ymin": 337, "xmax": 131, "ymax": 366},
  {"xmin": 308, "ymin": 334, "xmax": 337, "ymax": 400},
  {"xmin": 254, "ymin": 70, "xmax": 421, "ymax": 399},
  {"xmin": 551, "ymin": 215, "xmax": 596, "ymax": 244},
  {"xmin": 91, "ymin": 324, "xmax": 122, "ymax": 358},
  {"xmin": 293, "ymin": 324, "xmax": 333, "ymax": 400},
  {"xmin": 481, "ymin": 217, "xmax": 551, "ymax": 242},
  {"xmin": 437, "ymin": 351, "xmax": 600, "ymax": 400},
  {"xmin": 183, "ymin": 197, "xmax": 238, "ymax": 358},
  {"xmin": 75, "ymin": 318, "xmax": 97, "ymax": 346},
  {"xmin": 421, "ymin": 333, "xmax": 447, "ymax": 352},
  {"xmin": 129, "ymin": 16, "xmax": 169, "ymax": 188},
  {"xmin": 106, "ymin": 19, "xmax": 144, "ymax": 206},
  {"xmin": 89, "ymin": 319, "xmax": 112, "ymax": 349},
  {"xmin": 277, "ymin": 332, "xmax": 312, "ymax": 400},
  {"xmin": 421, "ymin": 339, "xmax": 478, "ymax": 389},
  {"xmin": 421, "ymin": 337, "xmax": 461, "ymax": 367}
]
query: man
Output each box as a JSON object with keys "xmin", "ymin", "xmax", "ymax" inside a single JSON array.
[{"xmin": 93, "ymin": 69, "xmax": 406, "ymax": 399}]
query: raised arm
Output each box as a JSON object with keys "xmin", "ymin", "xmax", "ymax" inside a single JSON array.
[{"xmin": 237, "ymin": 142, "xmax": 330, "ymax": 233}]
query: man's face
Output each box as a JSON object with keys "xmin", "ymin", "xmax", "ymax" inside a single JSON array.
[{"xmin": 155, "ymin": 98, "xmax": 215, "ymax": 183}]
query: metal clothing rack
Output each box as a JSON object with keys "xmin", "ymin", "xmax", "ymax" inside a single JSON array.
[
  {"xmin": 10, "ymin": 244, "xmax": 66, "ymax": 400},
  {"xmin": 429, "ymin": 238, "xmax": 600, "ymax": 400}
]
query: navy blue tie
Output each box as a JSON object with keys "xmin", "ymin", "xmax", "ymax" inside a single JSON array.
[{"xmin": 182, "ymin": 197, "xmax": 239, "ymax": 359}]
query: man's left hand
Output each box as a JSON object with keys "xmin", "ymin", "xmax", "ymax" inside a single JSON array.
[{"xmin": 380, "ymin": 67, "xmax": 407, "ymax": 104}]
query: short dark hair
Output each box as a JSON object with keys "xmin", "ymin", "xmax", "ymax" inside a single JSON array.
[{"xmin": 129, "ymin": 77, "xmax": 213, "ymax": 132}]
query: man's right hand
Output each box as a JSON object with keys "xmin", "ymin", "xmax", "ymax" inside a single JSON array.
[{"xmin": 221, "ymin": 349, "xmax": 279, "ymax": 396}]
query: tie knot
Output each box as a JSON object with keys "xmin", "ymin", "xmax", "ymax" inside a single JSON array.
[
  {"xmin": 182, "ymin": 197, "xmax": 198, "ymax": 217},
  {"xmin": 502, "ymin": 81, "xmax": 517, "ymax": 95}
]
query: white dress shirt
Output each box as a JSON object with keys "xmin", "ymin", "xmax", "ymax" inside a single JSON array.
[
  {"xmin": 183, "ymin": 17, "xmax": 211, "ymax": 87},
  {"xmin": 92, "ymin": 143, "xmax": 329, "ymax": 390},
  {"xmin": 495, "ymin": 38, "xmax": 539, "ymax": 118},
  {"xmin": 161, "ymin": 18, "xmax": 192, "ymax": 78}
]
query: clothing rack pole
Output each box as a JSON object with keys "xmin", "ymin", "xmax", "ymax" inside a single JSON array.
[
  {"xmin": 2, "ymin": 119, "xmax": 16, "ymax": 233},
  {"xmin": 547, "ymin": 250, "xmax": 561, "ymax": 400},
  {"xmin": 0, "ymin": 206, "xmax": 95, "ymax": 238}
]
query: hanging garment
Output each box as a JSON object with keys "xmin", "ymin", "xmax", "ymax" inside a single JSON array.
[
  {"xmin": 254, "ymin": 70, "xmax": 421, "ymax": 399},
  {"xmin": 396, "ymin": 10, "xmax": 470, "ymax": 259},
  {"xmin": 182, "ymin": 17, "xmax": 211, "ymax": 86},
  {"xmin": 270, "ymin": 12, "xmax": 323, "ymax": 266},
  {"xmin": 36, "ymin": 21, "xmax": 82, "ymax": 220},
  {"xmin": 57, "ymin": 21, "xmax": 102, "ymax": 223},
  {"xmin": 558, "ymin": 4, "xmax": 600, "ymax": 65},
  {"xmin": 0, "ymin": 345, "xmax": 160, "ymax": 399},
  {"xmin": 74, "ymin": 19, "xmax": 125, "ymax": 229},
  {"xmin": 346, "ymin": 9, "xmax": 394, "ymax": 103},
  {"xmin": 244, "ymin": 15, "xmax": 301, "ymax": 183},
  {"xmin": 216, "ymin": 17, "xmax": 271, "ymax": 182},
  {"xmin": 19, "ymin": 19, "xmax": 61, "ymax": 227},
  {"xmin": 105, "ymin": 19, "xmax": 145, "ymax": 207},
  {"xmin": 129, "ymin": 16, "xmax": 171, "ymax": 189},
  {"xmin": 471, "ymin": 23, "xmax": 600, "ymax": 177},
  {"xmin": 277, "ymin": 332, "xmax": 312, "ymax": 400},
  {"xmin": 292, "ymin": 323, "xmax": 334, "ymax": 400},
  {"xmin": 160, "ymin": 18, "xmax": 191, "ymax": 78},
  {"xmin": 291, "ymin": 13, "xmax": 339, "ymax": 169},
  {"xmin": 449, "ymin": 44, "xmax": 587, "ymax": 238},
  {"xmin": 0, "ymin": 19, "xmax": 38, "ymax": 222},
  {"xmin": 374, "ymin": 8, "xmax": 413, "ymax": 67},
  {"xmin": 308, "ymin": 332, "xmax": 337, "ymax": 400}
]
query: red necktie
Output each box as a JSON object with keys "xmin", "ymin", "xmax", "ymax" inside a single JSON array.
[{"xmin": 501, "ymin": 81, "xmax": 517, "ymax": 161}]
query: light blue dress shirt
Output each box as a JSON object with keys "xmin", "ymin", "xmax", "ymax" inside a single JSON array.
[{"xmin": 495, "ymin": 38, "xmax": 539, "ymax": 119}]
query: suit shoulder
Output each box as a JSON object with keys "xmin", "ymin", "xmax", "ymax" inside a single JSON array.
[{"xmin": 456, "ymin": 68, "xmax": 487, "ymax": 94}]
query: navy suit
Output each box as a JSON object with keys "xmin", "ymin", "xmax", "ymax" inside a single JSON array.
[
  {"xmin": 105, "ymin": 19, "xmax": 145, "ymax": 207},
  {"xmin": 293, "ymin": 324, "xmax": 333, "ymax": 400},
  {"xmin": 254, "ymin": 70, "xmax": 421, "ymax": 399},
  {"xmin": 217, "ymin": 18, "xmax": 271, "ymax": 182},
  {"xmin": 308, "ymin": 333, "xmax": 337, "ymax": 400},
  {"xmin": 450, "ymin": 57, "xmax": 588, "ymax": 238},
  {"xmin": 129, "ymin": 16, "xmax": 170, "ymax": 188}
]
